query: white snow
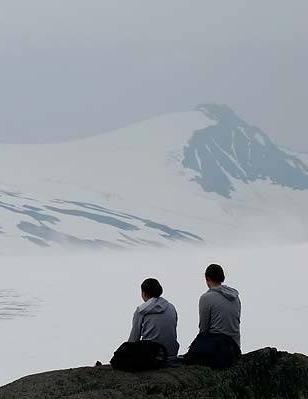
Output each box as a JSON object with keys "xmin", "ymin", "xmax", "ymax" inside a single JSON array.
[
  {"xmin": 0, "ymin": 110, "xmax": 308, "ymax": 253},
  {"xmin": 254, "ymin": 132, "xmax": 266, "ymax": 146}
]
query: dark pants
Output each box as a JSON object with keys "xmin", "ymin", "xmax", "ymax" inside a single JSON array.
[{"xmin": 184, "ymin": 333, "xmax": 241, "ymax": 369}]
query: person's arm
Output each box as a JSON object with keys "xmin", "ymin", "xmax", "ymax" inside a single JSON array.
[
  {"xmin": 238, "ymin": 297, "xmax": 241, "ymax": 323},
  {"xmin": 128, "ymin": 309, "xmax": 143, "ymax": 342},
  {"xmin": 199, "ymin": 294, "xmax": 211, "ymax": 334}
]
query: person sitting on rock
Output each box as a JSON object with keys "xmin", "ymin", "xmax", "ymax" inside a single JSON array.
[
  {"xmin": 184, "ymin": 264, "xmax": 241, "ymax": 368},
  {"xmin": 128, "ymin": 278, "xmax": 179, "ymax": 363}
]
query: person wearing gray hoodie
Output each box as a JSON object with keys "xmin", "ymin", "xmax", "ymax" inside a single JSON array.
[
  {"xmin": 128, "ymin": 278, "xmax": 179, "ymax": 361},
  {"xmin": 184, "ymin": 264, "xmax": 241, "ymax": 368},
  {"xmin": 199, "ymin": 263, "xmax": 241, "ymax": 348}
]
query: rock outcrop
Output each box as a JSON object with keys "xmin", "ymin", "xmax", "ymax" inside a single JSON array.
[{"xmin": 0, "ymin": 348, "xmax": 307, "ymax": 399}]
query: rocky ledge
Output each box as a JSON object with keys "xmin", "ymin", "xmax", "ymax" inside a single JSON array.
[{"xmin": 0, "ymin": 348, "xmax": 307, "ymax": 399}]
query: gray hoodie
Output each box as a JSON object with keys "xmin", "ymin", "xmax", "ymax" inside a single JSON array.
[
  {"xmin": 199, "ymin": 285, "xmax": 241, "ymax": 348},
  {"xmin": 128, "ymin": 297, "xmax": 179, "ymax": 359}
]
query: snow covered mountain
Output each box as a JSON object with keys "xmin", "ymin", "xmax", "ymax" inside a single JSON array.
[
  {"xmin": 185, "ymin": 104, "xmax": 308, "ymax": 197},
  {"xmin": 1, "ymin": 104, "xmax": 308, "ymax": 254}
]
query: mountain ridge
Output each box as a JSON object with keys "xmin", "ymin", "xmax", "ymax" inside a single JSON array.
[
  {"xmin": 1, "ymin": 104, "xmax": 308, "ymax": 254},
  {"xmin": 183, "ymin": 104, "xmax": 308, "ymax": 197}
]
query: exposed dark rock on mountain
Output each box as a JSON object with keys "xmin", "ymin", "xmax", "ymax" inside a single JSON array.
[
  {"xmin": 0, "ymin": 348, "xmax": 307, "ymax": 399},
  {"xmin": 183, "ymin": 104, "xmax": 308, "ymax": 197}
]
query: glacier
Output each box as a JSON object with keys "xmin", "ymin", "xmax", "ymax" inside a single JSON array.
[{"xmin": 1, "ymin": 105, "xmax": 308, "ymax": 253}]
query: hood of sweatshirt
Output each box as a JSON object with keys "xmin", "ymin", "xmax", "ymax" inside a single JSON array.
[
  {"xmin": 210, "ymin": 285, "xmax": 239, "ymax": 301},
  {"xmin": 137, "ymin": 297, "xmax": 169, "ymax": 315}
]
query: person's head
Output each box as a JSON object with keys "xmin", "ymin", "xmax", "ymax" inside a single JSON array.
[
  {"xmin": 141, "ymin": 278, "xmax": 163, "ymax": 302},
  {"xmin": 205, "ymin": 264, "xmax": 225, "ymax": 288}
]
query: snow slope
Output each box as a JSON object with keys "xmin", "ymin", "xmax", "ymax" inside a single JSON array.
[{"xmin": 0, "ymin": 105, "xmax": 308, "ymax": 254}]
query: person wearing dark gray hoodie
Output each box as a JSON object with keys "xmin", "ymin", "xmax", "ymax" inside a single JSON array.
[{"xmin": 128, "ymin": 278, "xmax": 179, "ymax": 361}]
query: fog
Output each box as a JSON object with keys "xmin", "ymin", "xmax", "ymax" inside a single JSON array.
[
  {"xmin": 0, "ymin": 0, "xmax": 307, "ymax": 150},
  {"xmin": 1, "ymin": 243, "xmax": 307, "ymax": 385}
]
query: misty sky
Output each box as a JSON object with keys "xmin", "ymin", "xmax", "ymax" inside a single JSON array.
[{"xmin": 0, "ymin": 0, "xmax": 307, "ymax": 150}]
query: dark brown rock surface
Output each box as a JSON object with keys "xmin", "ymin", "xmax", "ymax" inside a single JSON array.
[{"xmin": 0, "ymin": 348, "xmax": 307, "ymax": 399}]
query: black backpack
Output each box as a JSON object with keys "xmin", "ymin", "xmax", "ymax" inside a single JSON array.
[{"xmin": 110, "ymin": 341, "xmax": 167, "ymax": 372}]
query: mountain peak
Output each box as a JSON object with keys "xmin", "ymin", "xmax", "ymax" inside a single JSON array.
[
  {"xmin": 183, "ymin": 104, "xmax": 308, "ymax": 197},
  {"xmin": 196, "ymin": 103, "xmax": 245, "ymax": 126}
]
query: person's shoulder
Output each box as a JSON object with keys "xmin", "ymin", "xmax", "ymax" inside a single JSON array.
[
  {"xmin": 135, "ymin": 304, "xmax": 143, "ymax": 314},
  {"xmin": 165, "ymin": 299, "xmax": 177, "ymax": 310},
  {"xmin": 200, "ymin": 290, "xmax": 214, "ymax": 298},
  {"xmin": 199, "ymin": 289, "xmax": 221, "ymax": 303},
  {"xmin": 199, "ymin": 290, "xmax": 213, "ymax": 302},
  {"xmin": 161, "ymin": 299, "xmax": 177, "ymax": 315}
]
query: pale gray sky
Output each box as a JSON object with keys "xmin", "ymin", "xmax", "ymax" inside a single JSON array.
[{"xmin": 0, "ymin": 0, "xmax": 307, "ymax": 150}]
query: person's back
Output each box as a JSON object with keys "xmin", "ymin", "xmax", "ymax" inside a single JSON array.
[
  {"xmin": 128, "ymin": 278, "xmax": 179, "ymax": 362},
  {"xmin": 199, "ymin": 284, "xmax": 241, "ymax": 348}
]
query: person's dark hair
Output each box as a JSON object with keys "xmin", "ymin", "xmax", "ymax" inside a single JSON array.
[
  {"xmin": 141, "ymin": 278, "xmax": 163, "ymax": 298},
  {"xmin": 205, "ymin": 264, "xmax": 225, "ymax": 283}
]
